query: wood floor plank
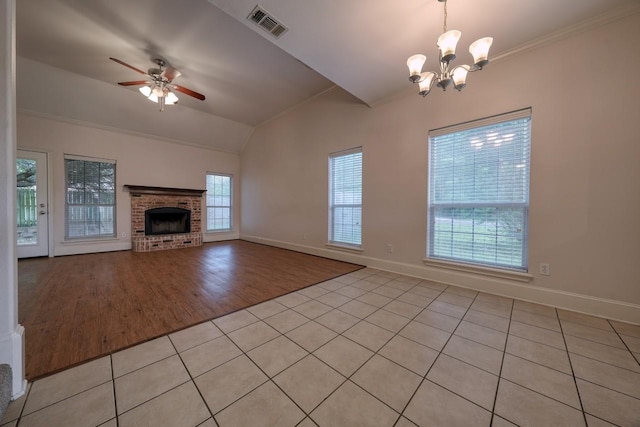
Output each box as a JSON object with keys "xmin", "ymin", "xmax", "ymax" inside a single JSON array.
[{"xmin": 18, "ymin": 240, "xmax": 362, "ymax": 379}]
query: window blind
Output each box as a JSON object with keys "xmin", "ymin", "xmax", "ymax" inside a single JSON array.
[
  {"xmin": 64, "ymin": 155, "xmax": 116, "ymax": 239},
  {"xmin": 206, "ymin": 173, "xmax": 232, "ymax": 231},
  {"xmin": 428, "ymin": 109, "xmax": 531, "ymax": 270},
  {"xmin": 329, "ymin": 148, "xmax": 362, "ymax": 247}
]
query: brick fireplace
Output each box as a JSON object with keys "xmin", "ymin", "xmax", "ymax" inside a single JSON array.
[{"xmin": 125, "ymin": 185, "xmax": 206, "ymax": 252}]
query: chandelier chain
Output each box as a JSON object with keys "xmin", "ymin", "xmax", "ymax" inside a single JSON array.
[{"xmin": 443, "ymin": 0, "xmax": 448, "ymax": 33}]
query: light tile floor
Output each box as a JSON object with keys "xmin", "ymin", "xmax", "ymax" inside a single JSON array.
[{"xmin": 2, "ymin": 268, "xmax": 640, "ymax": 427}]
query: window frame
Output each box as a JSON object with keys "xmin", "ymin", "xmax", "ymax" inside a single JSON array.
[
  {"xmin": 64, "ymin": 154, "xmax": 117, "ymax": 240},
  {"xmin": 328, "ymin": 147, "xmax": 363, "ymax": 249},
  {"xmin": 205, "ymin": 172, "xmax": 233, "ymax": 232},
  {"xmin": 427, "ymin": 109, "xmax": 532, "ymax": 272}
]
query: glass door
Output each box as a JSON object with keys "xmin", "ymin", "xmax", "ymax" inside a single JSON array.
[{"xmin": 17, "ymin": 150, "xmax": 48, "ymax": 258}]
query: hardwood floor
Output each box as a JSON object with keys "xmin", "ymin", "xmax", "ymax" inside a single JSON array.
[{"xmin": 18, "ymin": 240, "xmax": 362, "ymax": 379}]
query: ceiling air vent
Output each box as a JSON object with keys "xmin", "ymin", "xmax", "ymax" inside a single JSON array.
[{"xmin": 247, "ymin": 5, "xmax": 288, "ymax": 39}]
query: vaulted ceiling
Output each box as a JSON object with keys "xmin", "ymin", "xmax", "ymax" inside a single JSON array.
[{"xmin": 16, "ymin": 0, "xmax": 640, "ymax": 152}]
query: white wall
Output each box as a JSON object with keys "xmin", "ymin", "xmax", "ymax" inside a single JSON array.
[
  {"xmin": 241, "ymin": 13, "xmax": 640, "ymax": 323},
  {"xmin": 18, "ymin": 113, "xmax": 241, "ymax": 256}
]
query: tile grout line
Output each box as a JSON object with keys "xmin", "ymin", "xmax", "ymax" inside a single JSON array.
[
  {"xmin": 191, "ymin": 326, "xmax": 270, "ymax": 420},
  {"xmin": 295, "ymin": 292, "xmax": 419, "ymax": 422},
  {"xmin": 395, "ymin": 286, "xmax": 485, "ymax": 425},
  {"xmin": 556, "ymin": 306, "xmax": 589, "ymax": 427},
  {"xmin": 607, "ymin": 318, "xmax": 640, "ymax": 367},
  {"xmin": 565, "ymin": 349, "xmax": 640, "ymax": 375},
  {"xmin": 488, "ymin": 298, "xmax": 517, "ymax": 427},
  {"xmin": 109, "ymin": 355, "xmax": 120, "ymax": 427},
  {"xmin": 308, "ymin": 279, "xmax": 449, "ymax": 426},
  {"xmin": 168, "ymin": 334, "xmax": 220, "ymax": 427},
  {"xmin": 279, "ymin": 276, "xmax": 446, "ymax": 424},
  {"xmin": 6, "ymin": 381, "xmax": 31, "ymax": 427},
  {"xmin": 13, "ymin": 377, "xmax": 112, "ymax": 423}
]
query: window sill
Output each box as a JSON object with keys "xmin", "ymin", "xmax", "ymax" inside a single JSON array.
[
  {"xmin": 422, "ymin": 258, "xmax": 533, "ymax": 282},
  {"xmin": 326, "ymin": 243, "xmax": 363, "ymax": 254}
]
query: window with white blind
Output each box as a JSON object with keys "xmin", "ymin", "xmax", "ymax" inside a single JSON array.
[
  {"xmin": 64, "ymin": 155, "xmax": 116, "ymax": 239},
  {"xmin": 428, "ymin": 109, "xmax": 531, "ymax": 270},
  {"xmin": 329, "ymin": 148, "xmax": 362, "ymax": 247},
  {"xmin": 206, "ymin": 173, "xmax": 232, "ymax": 231}
]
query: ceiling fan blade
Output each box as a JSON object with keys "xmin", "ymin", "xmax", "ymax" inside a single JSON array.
[
  {"xmin": 117, "ymin": 80, "xmax": 148, "ymax": 86},
  {"xmin": 161, "ymin": 66, "xmax": 181, "ymax": 82},
  {"xmin": 109, "ymin": 57, "xmax": 148, "ymax": 76},
  {"xmin": 173, "ymin": 85, "xmax": 206, "ymax": 101}
]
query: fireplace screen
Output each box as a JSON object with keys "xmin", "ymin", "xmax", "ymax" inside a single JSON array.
[{"xmin": 145, "ymin": 207, "xmax": 191, "ymax": 235}]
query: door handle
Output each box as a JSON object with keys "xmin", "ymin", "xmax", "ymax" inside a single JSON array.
[{"xmin": 39, "ymin": 210, "xmax": 46, "ymax": 215}]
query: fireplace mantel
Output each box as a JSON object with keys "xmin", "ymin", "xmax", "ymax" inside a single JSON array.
[{"xmin": 124, "ymin": 185, "xmax": 206, "ymax": 197}]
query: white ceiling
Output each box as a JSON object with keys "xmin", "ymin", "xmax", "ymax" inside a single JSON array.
[{"xmin": 16, "ymin": 0, "xmax": 640, "ymax": 152}]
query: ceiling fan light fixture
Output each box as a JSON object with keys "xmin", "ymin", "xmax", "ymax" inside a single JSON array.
[
  {"xmin": 151, "ymin": 85, "xmax": 165, "ymax": 98},
  {"xmin": 139, "ymin": 85, "xmax": 159, "ymax": 102},
  {"xmin": 111, "ymin": 57, "xmax": 205, "ymax": 111},
  {"xmin": 165, "ymin": 91, "xmax": 179, "ymax": 105}
]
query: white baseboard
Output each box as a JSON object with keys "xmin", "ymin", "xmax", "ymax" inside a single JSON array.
[
  {"xmin": 54, "ymin": 240, "xmax": 131, "ymax": 256},
  {"xmin": 241, "ymin": 234, "xmax": 640, "ymax": 325},
  {"xmin": 0, "ymin": 325, "xmax": 27, "ymax": 399},
  {"xmin": 203, "ymin": 231, "xmax": 240, "ymax": 243}
]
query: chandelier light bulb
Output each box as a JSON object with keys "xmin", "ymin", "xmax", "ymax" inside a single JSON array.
[
  {"xmin": 437, "ymin": 30, "xmax": 461, "ymax": 63},
  {"xmin": 407, "ymin": 54, "xmax": 427, "ymax": 83},
  {"xmin": 418, "ymin": 72, "xmax": 436, "ymax": 97},
  {"xmin": 469, "ymin": 37, "xmax": 493, "ymax": 67},
  {"xmin": 452, "ymin": 65, "xmax": 470, "ymax": 90}
]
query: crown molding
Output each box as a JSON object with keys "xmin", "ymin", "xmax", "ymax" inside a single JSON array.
[
  {"xmin": 491, "ymin": 2, "xmax": 640, "ymax": 64},
  {"xmin": 17, "ymin": 108, "xmax": 244, "ymax": 155}
]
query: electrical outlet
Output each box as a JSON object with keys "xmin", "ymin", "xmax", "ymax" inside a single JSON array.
[
  {"xmin": 303, "ymin": 233, "xmax": 307, "ymax": 240},
  {"xmin": 121, "ymin": 231, "xmax": 126, "ymax": 238},
  {"xmin": 387, "ymin": 244, "xmax": 394, "ymax": 253},
  {"xmin": 540, "ymin": 263, "xmax": 550, "ymax": 276}
]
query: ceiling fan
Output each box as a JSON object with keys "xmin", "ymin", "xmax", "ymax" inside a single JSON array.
[{"xmin": 110, "ymin": 57, "xmax": 206, "ymax": 112}]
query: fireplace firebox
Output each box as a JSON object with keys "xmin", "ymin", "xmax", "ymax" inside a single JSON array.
[{"xmin": 145, "ymin": 207, "xmax": 191, "ymax": 236}]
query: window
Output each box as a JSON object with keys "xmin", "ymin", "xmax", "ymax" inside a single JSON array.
[
  {"xmin": 65, "ymin": 155, "xmax": 116, "ymax": 239},
  {"xmin": 428, "ymin": 109, "xmax": 531, "ymax": 270},
  {"xmin": 329, "ymin": 147, "xmax": 362, "ymax": 247},
  {"xmin": 206, "ymin": 173, "xmax": 232, "ymax": 231}
]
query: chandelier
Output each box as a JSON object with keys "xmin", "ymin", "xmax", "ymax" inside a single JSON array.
[{"xmin": 406, "ymin": 0, "xmax": 493, "ymax": 97}]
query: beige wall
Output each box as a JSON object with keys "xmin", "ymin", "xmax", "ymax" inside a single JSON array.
[
  {"xmin": 241, "ymin": 14, "xmax": 640, "ymax": 322},
  {"xmin": 18, "ymin": 113, "xmax": 241, "ymax": 256}
]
